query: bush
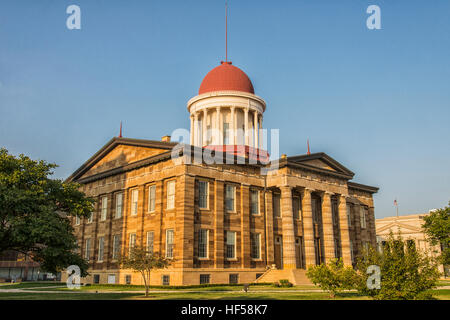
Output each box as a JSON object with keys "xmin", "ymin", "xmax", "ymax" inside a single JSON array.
[
  {"xmin": 306, "ymin": 258, "xmax": 356, "ymax": 298},
  {"xmin": 273, "ymin": 279, "xmax": 293, "ymax": 288},
  {"xmin": 354, "ymin": 232, "xmax": 441, "ymax": 300}
]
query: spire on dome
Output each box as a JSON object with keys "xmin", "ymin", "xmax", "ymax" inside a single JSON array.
[{"xmin": 225, "ymin": 1, "xmax": 228, "ymax": 62}]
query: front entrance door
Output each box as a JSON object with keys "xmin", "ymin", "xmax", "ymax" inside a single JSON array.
[
  {"xmin": 274, "ymin": 235, "xmax": 283, "ymax": 269},
  {"xmin": 295, "ymin": 237, "xmax": 304, "ymax": 269}
]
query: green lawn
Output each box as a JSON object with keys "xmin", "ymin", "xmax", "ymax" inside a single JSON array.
[
  {"xmin": 34, "ymin": 283, "xmax": 319, "ymax": 292},
  {"xmin": 0, "ymin": 282, "xmax": 448, "ymax": 300},
  {"xmin": 0, "ymin": 282, "xmax": 65, "ymax": 289}
]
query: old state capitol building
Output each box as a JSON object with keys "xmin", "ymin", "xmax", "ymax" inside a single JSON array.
[{"xmin": 64, "ymin": 61, "xmax": 379, "ymax": 286}]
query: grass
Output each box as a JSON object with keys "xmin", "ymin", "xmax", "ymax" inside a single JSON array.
[
  {"xmin": 25, "ymin": 283, "xmax": 320, "ymax": 293},
  {"xmin": 0, "ymin": 291, "xmax": 139, "ymax": 300},
  {"xmin": 0, "ymin": 282, "xmax": 64, "ymax": 289},
  {"xmin": 0, "ymin": 282, "xmax": 448, "ymax": 300}
]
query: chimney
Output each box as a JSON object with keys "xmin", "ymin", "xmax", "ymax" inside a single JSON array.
[{"xmin": 161, "ymin": 135, "xmax": 171, "ymax": 142}]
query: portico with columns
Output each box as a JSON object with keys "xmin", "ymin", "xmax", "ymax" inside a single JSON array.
[{"xmin": 263, "ymin": 153, "xmax": 378, "ymax": 273}]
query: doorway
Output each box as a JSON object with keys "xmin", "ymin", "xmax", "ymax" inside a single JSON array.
[{"xmin": 274, "ymin": 235, "xmax": 283, "ymax": 269}]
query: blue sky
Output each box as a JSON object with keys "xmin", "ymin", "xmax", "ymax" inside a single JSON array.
[{"xmin": 1, "ymin": 0, "xmax": 449, "ymax": 218}]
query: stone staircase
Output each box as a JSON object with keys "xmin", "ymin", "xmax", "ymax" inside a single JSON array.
[{"xmin": 254, "ymin": 268, "xmax": 312, "ymax": 285}]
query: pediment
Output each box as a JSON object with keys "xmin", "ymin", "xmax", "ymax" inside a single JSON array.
[
  {"xmin": 67, "ymin": 137, "xmax": 176, "ymax": 182},
  {"xmin": 301, "ymin": 159, "xmax": 337, "ymax": 171},
  {"xmin": 286, "ymin": 152, "xmax": 355, "ymax": 178},
  {"xmin": 376, "ymin": 221, "xmax": 423, "ymax": 235}
]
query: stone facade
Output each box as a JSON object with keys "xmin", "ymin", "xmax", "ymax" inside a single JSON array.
[{"xmin": 62, "ymin": 138, "xmax": 378, "ymax": 286}]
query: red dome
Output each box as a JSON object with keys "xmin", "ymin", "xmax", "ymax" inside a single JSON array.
[{"xmin": 199, "ymin": 61, "xmax": 254, "ymax": 95}]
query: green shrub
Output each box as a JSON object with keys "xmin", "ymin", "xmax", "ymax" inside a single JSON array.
[
  {"xmin": 306, "ymin": 258, "xmax": 356, "ymax": 298},
  {"xmin": 354, "ymin": 232, "xmax": 441, "ymax": 300}
]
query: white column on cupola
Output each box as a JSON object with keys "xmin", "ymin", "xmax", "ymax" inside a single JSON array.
[
  {"xmin": 230, "ymin": 106, "xmax": 236, "ymax": 145},
  {"xmin": 259, "ymin": 115, "xmax": 263, "ymax": 149},
  {"xmin": 244, "ymin": 107, "xmax": 249, "ymax": 146},
  {"xmin": 202, "ymin": 109, "xmax": 207, "ymax": 146},
  {"xmin": 190, "ymin": 115, "xmax": 194, "ymax": 145},
  {"xmin": 253, "ymin": 110, "xmax": 259, "ymax": 149},
  {"xmin": 194, "ymin": 112, "xmax": 199, "ymax": 146},
  {"xmin": 215, "ymin": 107, "xmax": 221, "ymax": 145}
]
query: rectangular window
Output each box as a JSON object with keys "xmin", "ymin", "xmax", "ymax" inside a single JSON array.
[
  {"xmin": 146, "ymin": 231, "xmax": 154, "ymax": 255},
  {"xmin": 101, "ymin": 196, "xmax": 108, "ymax": 221},
  {"xmin": 250, "ymin": 189, "xmax": 259, "ymax": 215},
  {"xmin": 223, "ymin": 122, "xmax": 230, "ymax": 145},
  {"xmin": 198, "ymin": 181, "xmax": 209, "ymax": 209},
  {"xmin": 200, "ymin": 274, "xmax": 210, "ymax": 284},
  {"xmin": 112, "ymin": 235, "xmax": 120, "ymax": 260},
  {"xmin": 129, "ymin": 233, "xmax": 136, "ymax": 255},
  {"xmin": 166, "ymin": 229, "xmax": 174, "ymax": 258},
  {"xmin": 229, "ymin": 274, "xmax": 239, "ymax": 284},
  {"xmin": 360, "ymin": 207, "xmax": 367, "ymax": 229},
  {"xmin": 148, "ymin": 185, "xmax": 156, "ymax": 212},
  {"xmin": 198, "ymin": 229, "xmax": 208, "ymax": 259},
  {"xmin": 226, "ymin": 231, "xmax": 236, "ymax": 259},
  {"xmin": 225, "ymin": 185, "xmax": 235, "ymax": 212},
  {"xmin": 131, "ymin": 189, "xmax": 139, "ymax": 216},
  {"xmin": 250, "ymin": 233, "xmax": 261, "ymax": 260},
  {"xmin": 115, "ymin": 193, "xmax": 123, "ymax": 219},
  {"xmin": 346, "ymin": 204, "xmax": 352, "ymax": 227},
  {"xmin": 125, "ymin": 275, "xmax": 131, "ymax": 285},
  {"xmin": 162, "ymin": 275, "xmax": 170, "ymax": 286},
  {"xmin": 85, "ymin": 239, "xmax": 91, "ymax": 260},
  {"xmin": 75, "ymin": 215, "xmax": 80, "ymax": 225},
  {"xmin": 273, "ymin": 193, "xmax": 281, "ymax": 217},
  {"xmin": 293, "ymin": 196, "xmax": 301, "ymax": 219},
  {"xmin": 93, "ymin": 274, "xmax": 100, "ymax": 284},
  {"xmin": 167, "ymin": 180, "xmax": 175, "ymax": 210},
  {"xmin": 98, "ymin": 237, "xmax": 104, "ymax": 262},
  {"xmin": 87, "ymin": 212, "xmax": 93, "ymax": 223}
]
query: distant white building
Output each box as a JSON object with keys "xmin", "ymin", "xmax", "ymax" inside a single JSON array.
[{"xmin": 376, "ymin": 213, "xmax": 448, "ymax": 277}]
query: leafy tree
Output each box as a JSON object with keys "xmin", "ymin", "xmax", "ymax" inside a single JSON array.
[
  {"xmin": 306, "ymin": 258, "xmax": 356, "ymax": 298},
  {"xmin": 120, "ymin": 246, "xmax": 172, "ymax": 296},
  {"xmin": 0, "ymin": 148, "xmax": 94, "ymax": 276},
  {"xmin": 422, "ymin": 202, "xmax": 450, "ymax": 274},
  {"xmin": 354, "ymin": 232, "xmax": 440, "ymax": 300}
]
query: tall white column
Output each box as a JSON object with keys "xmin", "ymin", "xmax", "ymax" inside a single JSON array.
[
  {"xmin": 231, "ymin": 106, "xmax": 236, "ymax": 145},
  {"xmin": 194, "ymin": 112, "xmax": 199, "ymax": 146},
  {"xmin": 258, "ymin": 115, "xmax": 263, "ymax": 149},
  {"xmin": 202, "ymin": 109, "xmax": 207, "ymax": 146},
  {"xmin": 190, "ymin": 115, "xmax": 194, "ymax": 145},
  {"xmin": 244, "ymin": 108, "xmax": 249, "ymax": 146},
  {"xmin": 215, "ymin": 107, "xmax": 221, "ymax": 145},
  {"xmin": 253, "ymin": 111, "xmax": 259, "ymax": 148}
]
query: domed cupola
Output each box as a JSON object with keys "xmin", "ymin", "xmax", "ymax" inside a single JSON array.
[{"xmin": 187, "ymin": 61, "xmax": 267, "ymax": 155}]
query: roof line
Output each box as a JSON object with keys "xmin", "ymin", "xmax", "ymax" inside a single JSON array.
[
  {"xmin": 348, "ymin": 181, "xmax": 379, "ymax": 193},
  {"xmin": 66, "ymin": 137, "xmax": 177, "ymax": 182}
]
